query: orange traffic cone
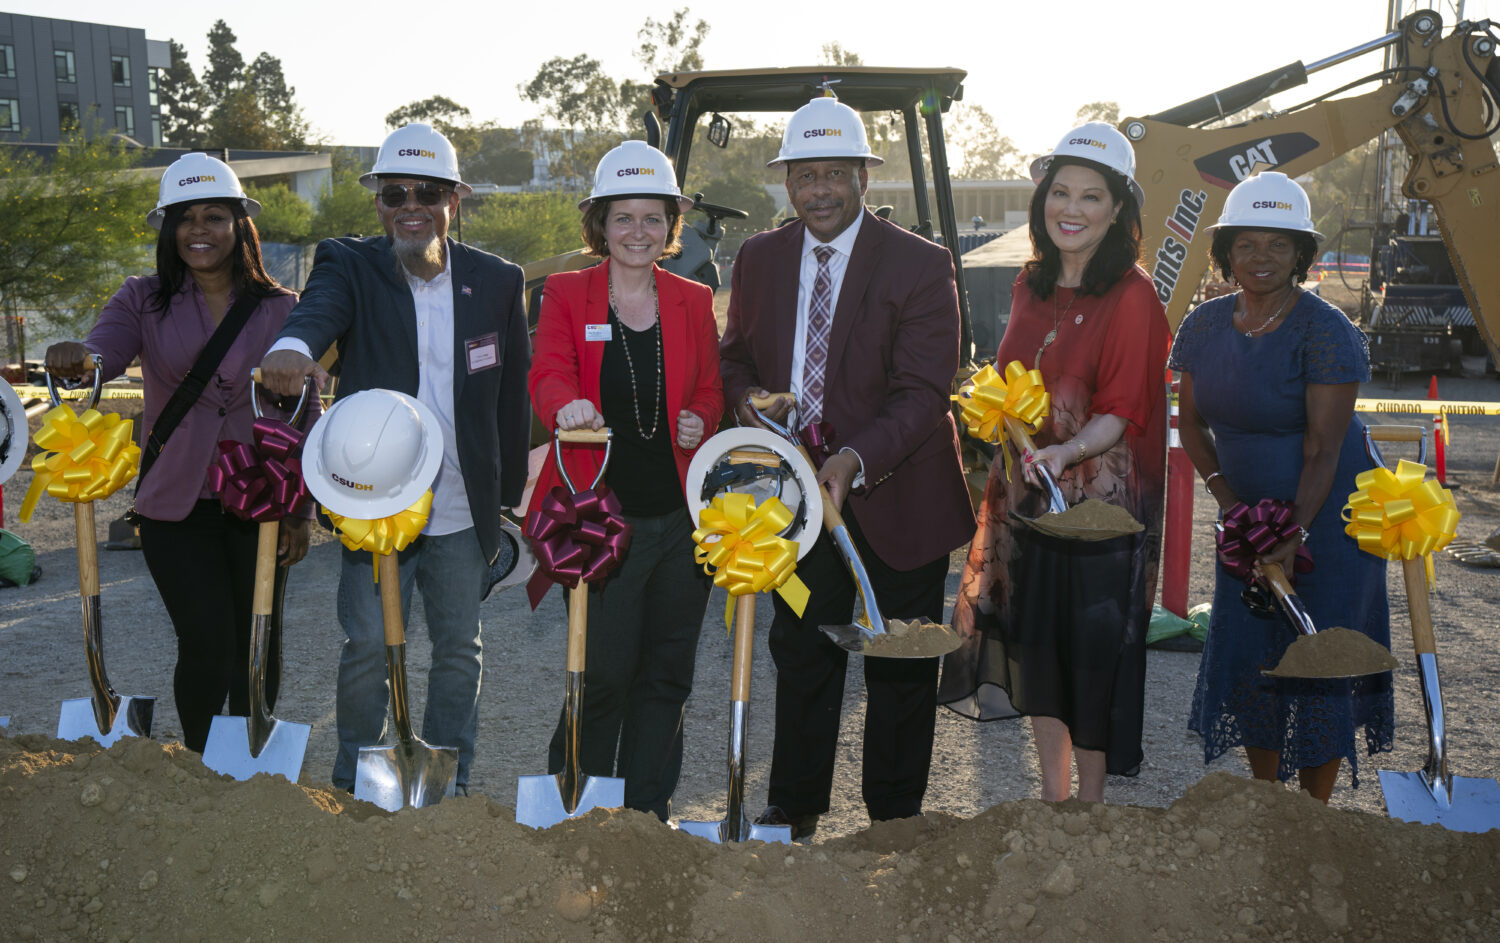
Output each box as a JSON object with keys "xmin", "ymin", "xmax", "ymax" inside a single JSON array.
[{"xmin": 1428, "ymin": 375, "xmax": 1440, "ymax": 400}]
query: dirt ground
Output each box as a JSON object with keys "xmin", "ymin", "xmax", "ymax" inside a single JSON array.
[{"xmin": 2, "ymin": 362, "xmax": 1499, "ymax": 941}]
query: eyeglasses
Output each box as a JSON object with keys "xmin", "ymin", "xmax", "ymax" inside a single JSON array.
[{"xmin": 378, "ymin": 182, "xmax": 451, "ymax": 208}]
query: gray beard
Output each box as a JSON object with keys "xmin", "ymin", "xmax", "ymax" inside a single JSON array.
[{"xmin": 393, "ymin": 232, "xmax": 444, "ymax": 278}]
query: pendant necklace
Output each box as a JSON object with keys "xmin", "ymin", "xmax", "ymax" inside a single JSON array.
[
  {"xmin": 1035, "ymin": 287, "xmax": 1080, "ymax": 370},
  {"xmin": 609, "ymin": 273, "xmax": 664, "ymax": 440},
  {"xmin": 1240, "ymin": 284, "xmax": 1296, "ymax": 338}
]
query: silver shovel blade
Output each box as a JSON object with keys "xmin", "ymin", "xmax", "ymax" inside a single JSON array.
[
  {"xmin": 57, "ymin": 695, "xmax": 153, "ymax": 747},
  {"xmin": 677, "ymin": 817, "xmax": 792, "ymax": 844},
  {"xmin": 201, "ymin": 715, "xmax": 311, "ymax": 782},
  {"xmin": 1380, "ymin": 770, "xmax": 1500, "ymax": 833},
  {"xmin": 354, "ymin": 739, "xmax": 459, "ymax": 812},
  {"xmin": 516, "ymin": 772, "xmax": 625, "ymax": 829}
]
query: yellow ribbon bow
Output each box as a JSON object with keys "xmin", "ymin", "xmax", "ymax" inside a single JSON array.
[
  {"xmin": 18, "ymin": 404, "xmax": 140, "ymax": 521},
  {"xmin": 693, "ymin": 492, "xmax": 810, "ymax": 628},
  {"xmin": 1342, "ymin": 459, "xmax": 1459, "ymax": 586},
  {"xmin": 325, "ymin": 491, "xmax": 434, "ymax": 581},
  {"xmin": 952, "ymin": 360, "xmax": 1050, "ymax": 483}
]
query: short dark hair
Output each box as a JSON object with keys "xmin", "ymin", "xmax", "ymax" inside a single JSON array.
[
  {"xmin": 151, "ymin": 200, "xmax": 283, "ymax": 314},
  {"xmin": 1022, "ymin": 157, "xmax": 1143, "ymax": 300},
  {"xmin": 580, "ymin": 197, "xmax": 684, "ymax": 259},
  {"xmin": 1209, "ymin": 227, "xmax": 1320, "ymax": 283}
]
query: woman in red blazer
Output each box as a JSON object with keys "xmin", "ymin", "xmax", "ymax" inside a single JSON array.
[{"xmin": 527, "ymin": 141, "xmax": 723, "ymax": 821}]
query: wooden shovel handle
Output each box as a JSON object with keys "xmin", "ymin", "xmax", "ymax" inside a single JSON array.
[
  {"xmin": 557, "ymin": 428, "xmax": 610, "ymax": 444},
  {"xmin": 1400, "ymin": 557, "xmax": 1438, "ymax": 656},
  {"xmin": 566, "ymin": 583, "xmax": 588, "ymax": 672},
  {"xmin": 730, "ymin": 593, "xmax": 756, "ymax": 703},
  {"xmin": 377, "ymin": 552, "xmax": 404, "ymax": 647},
  {"xmin": 253, "ymin": 522, "xmax": 279, "ymax": 618},
  {"xmin": 74, "ymin": 503, "xmax": 98, "ymax": 598},
  {"xmin": 1367, "ymin": 424, "xmax": 1425, "ymax": 442},
  {"xmin": 1260, "ymin": 561, "xmax": 1295, "ymax": 600}
]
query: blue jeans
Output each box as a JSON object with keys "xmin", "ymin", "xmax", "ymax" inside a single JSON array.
[{"xmin": 332, "ymin": 527, "xmax": 487, "ymax": 790}]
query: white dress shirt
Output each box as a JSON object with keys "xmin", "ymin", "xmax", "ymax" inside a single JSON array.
[{"xmin": 789, "ymin": 211, "xmax": 863, "ymax": 404}]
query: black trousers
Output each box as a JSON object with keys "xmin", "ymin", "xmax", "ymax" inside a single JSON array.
[
  {"xmin": 766, "ymin": 505, "xmax": 946, "ymax": 822},
  {"xmin": 548, "ymin": 509, "xmax": 711, "ymax": 820},
  {"xmin": 139, "ymin": 500, "xmax": 285, "ymax": 752}
]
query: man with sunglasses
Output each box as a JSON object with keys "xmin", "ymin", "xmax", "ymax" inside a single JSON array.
[{"xmin": 259, "ymin": 122, "xmax": 530, "ymax": 797}]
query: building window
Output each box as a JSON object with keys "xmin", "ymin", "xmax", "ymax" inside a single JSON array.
[
  {"xmin": 55, "ymin": 49, "xmax": 76, "ymax": 83},
  {"xmin": 1, "ymin": 45, "xmax": 16, "ymax": 79},
  {"xmin": 114, "ymin": 104, "xmax": 134, "ymax": 137},
  {"xmin": 58, "ymin": 101, "xmax": 80, "ymax": 130},
  {"xmin": 1, "ymin": 99, "xmax": 19, "ymax": 133},
  {"xmin": 111, "ymin": 55, "xmax": 131, "ymax": 87}
]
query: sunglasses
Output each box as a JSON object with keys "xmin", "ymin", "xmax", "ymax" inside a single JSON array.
[{"xmin": 378, "ymin": 182, "xmax": 451, "ymax": 208}]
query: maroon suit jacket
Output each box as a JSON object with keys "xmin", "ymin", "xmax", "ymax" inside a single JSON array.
[{"xmin": 720, "ymin": 209, "xmax": 975, "ymax": 571}]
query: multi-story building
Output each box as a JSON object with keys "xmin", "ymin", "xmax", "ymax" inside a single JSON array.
[{"xmin": 0, "ymin": 12, "xmax": 169, "ymax": 146}]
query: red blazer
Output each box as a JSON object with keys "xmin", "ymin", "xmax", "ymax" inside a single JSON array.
[
  {"xmin": 527, "ymin": 259, "xmax": 724, "ymax": 516},
  {"xmin": 720, "ymin": 210, "xmax": 975, "ymax": 571}
]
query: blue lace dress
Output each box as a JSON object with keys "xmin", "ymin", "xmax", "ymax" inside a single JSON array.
[{"xmin": 1168, "ymin": 291, "xmax": 1393, "ymax": 785}]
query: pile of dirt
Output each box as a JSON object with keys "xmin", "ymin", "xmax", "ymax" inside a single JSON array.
[
  {"xmin": 3, "ymin": 734, "xmax": 1496, "ymax": 941},
  {"xmin": 1267, "ymin": 626, "xmax": 1401, "ymax": 678}
]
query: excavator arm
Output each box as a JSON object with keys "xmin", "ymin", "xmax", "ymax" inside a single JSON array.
[{"xmin": 1122, "ymin": 11, "xmax": 1500, "ymax": 364}]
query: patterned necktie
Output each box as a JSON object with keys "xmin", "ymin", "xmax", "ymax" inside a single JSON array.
[{"xmin": 803, "ymin": 245, "xmax": 835, "ymax": 424}]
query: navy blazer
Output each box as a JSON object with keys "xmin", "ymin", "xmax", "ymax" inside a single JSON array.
[{"xmin": 278, "ymin": 235, "xmax": 531, "ymax": 564}]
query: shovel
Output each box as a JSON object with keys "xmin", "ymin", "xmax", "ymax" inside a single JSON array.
[
  {"xmin": 1000, "ymin": 415, "xmax": 1143, "ymax": 541},
  {"xmin": 516, "ymin": 427, "xmax": 626, "ymax": 828},
  {"xmin": 678, "ymin": 569, "xmax": 791, "ymax": 843},
  {"xmin": 353, "ymin": 549, "xmax": 460, "ymax": 811},
  {"xmin": 49, "ymin": 359, "xmax": 155, "ymax": 747},
  {"xmin": 202, "ymin": 373, "xmax": 314, "ymax": 782},
  {"xmin": 1258, "ymin": 562, "xmax": 1397, "ymax": 679},
  {"xmin": 746, "ymin": 394, "xmax": 960, "ymax": 658},
  {"xmin": 1364, "ymin": 425, "xmax": 1500, "ymax": 831}
]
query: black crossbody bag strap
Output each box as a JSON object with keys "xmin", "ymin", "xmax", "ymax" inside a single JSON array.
[{"xmin": 136, "ymin": 292, "xmax": 262, "ymax": 488}]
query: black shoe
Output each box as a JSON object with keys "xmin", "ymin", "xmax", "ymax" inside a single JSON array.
[{"xmin": 755, "ymin": 805, "xmax": 819, "ymax": 842}]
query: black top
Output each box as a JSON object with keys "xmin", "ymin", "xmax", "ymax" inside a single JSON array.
[{"xmin": 598, "ymin": 306, "xmax": 682, "ymax": 516}]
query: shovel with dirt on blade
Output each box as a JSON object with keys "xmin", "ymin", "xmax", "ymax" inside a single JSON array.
[
  {"xmin": 516, "ymin": 427, "xmax": 627, "ymax": 828},
  {"xmin": 746, "ymin": 393, "xmax": 960, "ymax": 658},
  {"xmin": 201, "ymin": 372, "xmax": 315, "ymax": 782},
  {"xmin": 1355, "ymin": 424, "xmax": 1500, "ymax": 832},
  {"xmin": 26, "ymin": 358, "xmax": 155, "ymax": 746}
]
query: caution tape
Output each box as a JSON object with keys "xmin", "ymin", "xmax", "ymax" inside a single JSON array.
[
  {"xmin": 10, "ymin": 385, "xmax": 143, "ymax": 401},
  {"xmin": 1354, "ymin": 398, "xmax": 1500, "ymax": 416}
]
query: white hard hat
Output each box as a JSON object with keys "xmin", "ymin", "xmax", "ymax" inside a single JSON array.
[
  {"xmin": 302, "ymin": 389, "xmax": 444, "ymax": 519},
  {"xmin": 579, "ymin": 140, "xmax": 693, "ymax": 212},
  {"xmin": 147, "ymin": 153, "xmax": 261, "ymax": 230},
  {"xmin": 359, "ymin": 123, "xmax": 473, "ymax": 197},
  {"xmin": 683, "ymin": 427, "xmax": 823, "ymax": 561},
  {"xmin": 0, "ymin": 378, "xmax": 27, "ymax": 485},
  {"xmin": 1028, "ymin": 121, "xmax": 1145, "ymax": 210},
  {"xmin": 1207, "ymin": 171, "xmax": 1323, "ymax": 241},
  {"xmin": 768, "ymin": 96, "xmax": 884, "ymax": 168}
]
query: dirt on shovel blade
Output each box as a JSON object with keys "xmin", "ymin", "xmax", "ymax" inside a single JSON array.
[
  {"xmin": 862, "ymin": 619, "xmax": 961, "ymax": 657},
  {"xmin": 1266, "ymin": 626, "xmax": 1399, "ymax": 679},
  {"xmin": 1022, "ymin": 499, "xmax": 1144, "ymax": 542}
]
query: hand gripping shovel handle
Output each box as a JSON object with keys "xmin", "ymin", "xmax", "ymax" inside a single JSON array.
[
  {"xmin": 1260, "ymin": 561, "xmax": 1317, "ymax": 637},
  {"xmin": 1001, "ymin": 415, "xmax": 1068, "ymax": 515}
]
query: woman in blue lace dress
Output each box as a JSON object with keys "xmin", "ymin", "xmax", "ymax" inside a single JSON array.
[{"xmin": 1169, "ymin": 173, "xmax": 1392, "ymax": 801}]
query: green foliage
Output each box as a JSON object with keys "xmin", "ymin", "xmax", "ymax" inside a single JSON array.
[
  {"xmin": 947, "ymin": 103, "xmax": 1028, "ymax": 180},
  {"xmin": 157, "ymin": 39, "xmax": 206, "ymax": 147},
  {"xmin": 310, "ymin": 152, "xmax": 378, "ymax": 240},
  {"xmin": 636, "ymin": 9, "xmax": 710, "ymax": 74},
  {"xmin": 0, "ymin": 125, "xmax": 156, "ymax": 343},
  {"xmin": 1075, "ymin": 101, "xmax": 1121, "ymax": 125},
  {"xmin": 161, "ymin": 20, "xmax": 311, "ymax": 151},
  {"xmin": 684, "ymin": 171, "xmax": 776, "ymax": 236},
  {"xmin": 462, "ymin": 192, "xmax": 583, "ymax": 264},
  {"xmin": 245, "ymin": 182, "xmax": 312, "ymax": 244}
]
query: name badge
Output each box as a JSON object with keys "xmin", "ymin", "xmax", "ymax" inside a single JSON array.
[
  {"xmin": 465, "ymin": 332, "xmax": 499, "ymax": 373},
  {"xmin": 585, "ymin": 323, "xmax": 612, "ymax": 342}
]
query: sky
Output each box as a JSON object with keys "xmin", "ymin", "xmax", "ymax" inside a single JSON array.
[{"xmin": 9, "ymin": 0, "xmax": 1499, "ymax": 157}]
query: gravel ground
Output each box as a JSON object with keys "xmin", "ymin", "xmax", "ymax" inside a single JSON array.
[{"xmin": 1, "ymin": 362, "xmax": 1497, "ymax": 840}]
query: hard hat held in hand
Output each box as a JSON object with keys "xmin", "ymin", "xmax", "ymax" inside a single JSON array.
[
  {"xmin": 146, "ymin": 153, "xmax": 261, "ymax": 230},
  {"xmin": 359, "ymin": 123, "xmax": 473, "ymax": 196},
  {"xmin": 768, "ymin": 96, "xmax": 884, "ymax": 168},
  {"xmin": 579, "ymin": 140, "xmax": 693, "ymax": 211},
  {"xmin": 303, "ymin": 389, "xmax": 444, "ymax": 519},
  {"xmin": 1207, "ymin": 171, "xmax": 1322, "ymax": 240},
  {"xmin": 1028, "ymin": 121, "xmax": 1146, "ymax": 210}
]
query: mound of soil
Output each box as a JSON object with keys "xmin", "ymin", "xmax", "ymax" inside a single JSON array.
[{"xmin": 2, "ymin": 734, "xmax": 1496, "ymax": 942}]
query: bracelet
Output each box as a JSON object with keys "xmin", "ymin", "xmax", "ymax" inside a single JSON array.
[
  {"xmin": 1070, "ymin": 439, "xmax": 1087, "ymax": 463},
  {"xmin": 1295, "ymin": 525, "xmax": 1310, "ymax": 544},
  {"xmin": 1203, "ymin": 471, "xmax": 1224, "ymax": 494}
]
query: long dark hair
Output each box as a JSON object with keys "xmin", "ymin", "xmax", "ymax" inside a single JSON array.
[
  {"xmin": 1022, "ymin": 157, "xmax": 1143, "ymax": 300},
  {"xmin": 150, "ymin": 200, "xmax": 283, "ymax": 313}
]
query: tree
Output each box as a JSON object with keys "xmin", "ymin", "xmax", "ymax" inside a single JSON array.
[
  {"xmin": 201, "ymin": 20, "xmax": 244, "ymax": 107},
  {"xmin": 157, "ymin": 40, "xmax": 207, "ymax": 147},
  {"xmin": 194, "ymin": 20, "xmax": 310, "ymax": 150},
  {"xmin": 636, "ymin": 9, "xmax": 711, "ymax": 74},
  {"xmin": 244, "ymin": 181, "xmax": 312, "ymax": 243},
  {"xmin": 947, "ymin": 103, "xmax": 1028, "ymax": 180},
  {"xmin": 0, "ymin": 125, "xmax": 157, "ymax": 352},
  {"xmin": 244, "ymin": 53, "xmax": 309, "ymax": 147},
  {"xmin": 462, "ymin": 192, "xmax": 581, "ymax": 264},
  {"xmin": 310, "ymin": 150, "xmax": 379, "ymax": 240},
  {"xmin": 385, "ymin": 96, "xmax": 471, "ymax": 133},
  {"xmin": 1075, "ymin": 101, "xmax": 1120, "ymax": 125}
]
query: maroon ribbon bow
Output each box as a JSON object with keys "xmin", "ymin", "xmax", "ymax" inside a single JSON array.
[
  {"xmin": 524, "ymin": 484, "xmax": 632, "ymax": 609},
  {"xmin": 208, "ymin": 418, "xmax": 311, "ymax": 523},
  {"xmin": 1216, "ymin": 498, "xmax": 1313, "ymax": 582},
  {"xmin": 797, "ymin": 421, "xmax": 837, "ymax": 470}
]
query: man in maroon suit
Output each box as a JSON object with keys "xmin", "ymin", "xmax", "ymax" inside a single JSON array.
[{"xmin": 720, "ymin": 95, "xmax": 975, "ymax": 840}]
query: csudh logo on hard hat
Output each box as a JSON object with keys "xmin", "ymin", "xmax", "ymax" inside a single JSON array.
[
  {"xmin": 1252, "ymin": 200, "xmax": 1295, "ymax": 211},
  {"xmin": 616, "ymin": 167, "xmax": 656, "ymax": 177},
  {"xmin": 803, "ymin": 128, "xmax": 843, "ymax": 138},
  {"xmin": 1068, "ymin": 137, "xmax": 1108, "ymax": 151},
  {"xmin": 330, "ymin": 472, "xmax": 374, "ymax": 493},
  {"xmin": 397, "ymin": 148, "xmax": 436, "ymax": 160},
  {"xmin": 179, "ymin": 175, "xmax": 216, "ymax": 186}
]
